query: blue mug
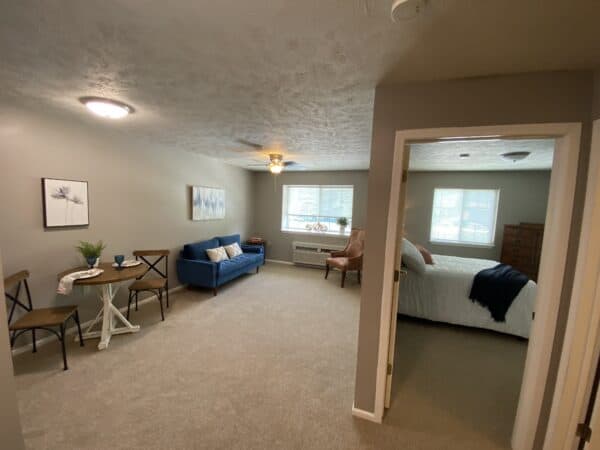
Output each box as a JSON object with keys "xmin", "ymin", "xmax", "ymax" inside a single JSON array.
[{"xmin": 114, "ymin": 255, "xmax": 125, "ymax": 269}]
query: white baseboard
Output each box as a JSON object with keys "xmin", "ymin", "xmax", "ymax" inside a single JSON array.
[
  {"xmin": 265, "ymin": 258, "xmax": 294, "ymax": 265},
  {"xmin": 11, "ymin": 284, "xmax": 187, "ymax": 356},
  {"xmin": 352, "ymin": 404, "xmax": 382, "ymax": 423}
]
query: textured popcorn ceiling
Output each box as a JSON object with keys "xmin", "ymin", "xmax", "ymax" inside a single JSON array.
[
  {"xmin": 409, "ymin": 139, "xmax": 555, "ymax": 171},
  {"xmin": 1, "ymin": 1, "xmax": 599, "ymax": 170}
]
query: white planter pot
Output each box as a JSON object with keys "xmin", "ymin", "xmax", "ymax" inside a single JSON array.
[{"xmin": 339, "ymin": 225, "xmax": 347, "ymax": 235}]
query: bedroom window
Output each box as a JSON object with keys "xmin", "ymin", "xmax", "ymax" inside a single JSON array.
[
  {"xmin": 430, "ymin": 188, "xmax": 500, "ymax": 246},
  {"xmin": 281, "ymin": 185, "xmax": 353, "ymax": 235}
]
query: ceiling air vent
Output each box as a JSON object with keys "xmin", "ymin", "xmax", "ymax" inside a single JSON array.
[{"xmin": 391, "ymin": 0, "xmax": 427, "ymax": 22}]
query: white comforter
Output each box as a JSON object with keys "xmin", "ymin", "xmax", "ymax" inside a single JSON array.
[{"xmin": 399, "ymin": 254, "xmax": 537, "ymax": 338}]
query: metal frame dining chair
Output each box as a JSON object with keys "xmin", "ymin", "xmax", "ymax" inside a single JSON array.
[
  {"xmin": 4, "ymin": 270, "xmax": 83, "ymax": 370},
  {"xmin": 127, "ymin": 249, "xmax": 170, "ymax": 321}
]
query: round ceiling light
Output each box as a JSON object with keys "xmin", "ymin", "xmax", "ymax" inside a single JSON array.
[
  {"xmin": 501, "ymin": 151, "xmax": 531, "ymax": 162},
  {"xmin": 391, "ymin": 0, "xmax": 426, "ymax": 21},
  {"xmin": 79, "ymin": 97, "xmax": 134, "ymax": 119}
]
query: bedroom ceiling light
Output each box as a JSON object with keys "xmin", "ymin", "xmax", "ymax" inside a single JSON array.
[
  {"xmin": 501, "ymin": 151, "xmax": 531, "ymax": 162},
  {"xmin": 79, "ymin": 97, "xmax": 134, "ymax": 119}
]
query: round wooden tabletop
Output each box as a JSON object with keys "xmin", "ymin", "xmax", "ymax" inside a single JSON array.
[{"xmin": 58, "ymin": 262, "xmax": 147, "ymax": 286}]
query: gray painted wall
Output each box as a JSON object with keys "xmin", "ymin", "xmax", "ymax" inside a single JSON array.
[
  {"xmin": 0, "ymin": 107, "xmax": 254, "ymax": 328},
  {"xmin": 354, "ymin": 70, "xmax": 595, "ymax": 449},
  {"xmin": 0, "ymin": 253, "xmax": 25, "ymax": 450},
  {"xmin": 252, "ymin": 171, "xmax": 369, "ymax": 262},
  {"xmin": 404, "ymin": 171, "xmax": 551, "ymax": 260}
]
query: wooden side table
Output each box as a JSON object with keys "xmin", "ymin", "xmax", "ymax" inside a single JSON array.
[{"xmin": 246, "ymin": 238, "xmax": 266, "ymax": 261}]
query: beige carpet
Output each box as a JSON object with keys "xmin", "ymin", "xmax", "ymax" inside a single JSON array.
[{"xmin": 12, "ymin": 263, "xmax": 526, "ymax": 450}]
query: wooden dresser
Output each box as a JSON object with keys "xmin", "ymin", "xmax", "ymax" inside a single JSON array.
[{"xmin": 500, "ymin": 223, "xmax": 544, "ymax": 281}]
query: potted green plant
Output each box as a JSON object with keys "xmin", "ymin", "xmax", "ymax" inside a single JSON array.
[
  {"xmin": 337, "ymin": 217, "xmax": 349, "ymax": 235},
  {"xmin": 76, "ymin": 240, "xmax": 106, "ymax": 268}
]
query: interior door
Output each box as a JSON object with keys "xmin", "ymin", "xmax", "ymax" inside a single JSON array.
[{"xmin": 384, "ymin": 145, "xmax": 411, "ymax": 409}]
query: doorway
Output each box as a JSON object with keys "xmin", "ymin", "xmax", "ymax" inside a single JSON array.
[
  {"xmin": 387, "ymin": 136, "xmax": 555, "ymax": 447},
  {"xmin": 373, "ymin": 123, "xmax": 582, "ymax": 450}
]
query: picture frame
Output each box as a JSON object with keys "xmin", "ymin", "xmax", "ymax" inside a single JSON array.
[
  {"xmin": 42, "ymin": 178, "xmax": 90, "ymax": 228},
  {"xmin": 192, "ymin": 186, "xmax": 225, "ymax": 221}
]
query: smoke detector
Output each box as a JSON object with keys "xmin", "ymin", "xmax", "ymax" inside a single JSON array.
[{"xmin": 391, "ymin": 0, "xmax": 426, "ymax": 21}]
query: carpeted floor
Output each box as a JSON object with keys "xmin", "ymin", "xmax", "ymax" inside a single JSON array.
[{"xmin": 12, "ymin": 263, "xmax": 527, "ymax": 450}]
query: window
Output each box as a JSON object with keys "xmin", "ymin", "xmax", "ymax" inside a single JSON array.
[
  {"xmin": 430, "ymin": 188, "xmax": 500, "ymax": 246},
  {"xmin": 281, "ymin": 185, "xmax": 353, "ymax": 235}
]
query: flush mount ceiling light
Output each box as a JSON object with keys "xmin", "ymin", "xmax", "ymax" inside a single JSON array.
[
  {"xmin": 79, "ymin": 97, "xmax": 134, "ymax": 119},
  {"xmin": 501, "ymin": 151, "xmax": 531, "ymax": 162},
  {"xmin": 391, "ymin": 0, "xmax": 426, "ymax": 21}
]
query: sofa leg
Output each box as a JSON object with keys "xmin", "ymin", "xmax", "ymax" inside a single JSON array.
[
  {"xmin": 325, "ymin": 264, "xmax": 330, "ymax": 279},
  {"xmin": 256, "ymin": 266, "xmax": 260, "ymax": 274},
  {"xmin": 213, "ymin": 287, "xmax": 218, "ymax": 296},
  {"xmin": 341, "ymin": 271, "xmax": 346, "ymax": 288}
]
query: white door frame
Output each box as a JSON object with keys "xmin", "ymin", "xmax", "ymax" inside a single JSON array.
[
  {"xmin": 372, "ymin": 123, "xmax": 582, "ymax": 450},
  {"xmin": 542, "ymin": 118, "xmax": 600, "ymax": 450}
]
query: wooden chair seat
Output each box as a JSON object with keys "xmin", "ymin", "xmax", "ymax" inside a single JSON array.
[
  {"xmin": 9, "ymin": 305, "xmax": 78, "ymax": 330},
  {"xmin": 128, "ymin": 278, "xmax": 167, "ymax": 291}
]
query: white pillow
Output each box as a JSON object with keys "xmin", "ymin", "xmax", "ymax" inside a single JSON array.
[
  {"xmin": 206, "ymin": 246, "xmax": 229, "ymax": 263},
  {"xmin": 224, "ymin": 242, "xmax": 243, "ymax": 258},
  {"xmin": 401, "ymin": 238, "xmax": 426, "ymax": 275}
]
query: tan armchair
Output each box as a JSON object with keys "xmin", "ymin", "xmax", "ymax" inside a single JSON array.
[{"xmin": 325, "ymin": 228, "xmax": 365, "ymax": 288}]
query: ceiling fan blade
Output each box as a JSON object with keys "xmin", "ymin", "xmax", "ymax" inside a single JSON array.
[
  {"xmin": 235, "ymin": 139, "xmax": 264, "ymax": 150},
  {"xmin": 246, "ymin": 163, "xmax": 269, "ymax": 167},
  {"xmin": 283, "ymin": 161, "xmax": 306, "ymax": 170}
]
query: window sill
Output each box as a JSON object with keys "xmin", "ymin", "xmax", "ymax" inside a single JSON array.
[
  {"xmin": 430, "ymin": 240, "xmax": 495, "ymax": 249},
  {"xmin": 281, "ymin": 229, "xmax": 350, "ymax": 238}
]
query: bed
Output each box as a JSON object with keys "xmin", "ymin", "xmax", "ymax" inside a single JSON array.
[{"xmin": 399, "ymin": 254, "xmax": 537, "ymax": 338}]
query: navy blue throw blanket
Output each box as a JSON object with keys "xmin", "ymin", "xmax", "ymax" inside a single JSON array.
[{"xmin": 469, "ymin": 264, "xmax": 529, "ymax": 322}]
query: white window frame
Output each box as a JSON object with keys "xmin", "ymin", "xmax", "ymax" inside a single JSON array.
[
  {"xmin": 281, "ymin": 185, "xmax": 354, "ymax": 236},
  {"xmin": 429, "ymin": 187, "xmax": 500, "ymax": 248}
]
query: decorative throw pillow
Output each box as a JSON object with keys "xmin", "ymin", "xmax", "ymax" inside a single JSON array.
[
  {"xmin": 224, "ymin": 242, "xmax": 243, "ymax": 258},
  {"xmin": 401, "ymin": 238, "xmax": 427, "ymax": 275},
  {"xmin": 416, "ymin": 245, "xmax": 434, "ymax": 265},
  {"xmin": 206, "ymin": 246, "xmax": 229, "ymax": 263}
]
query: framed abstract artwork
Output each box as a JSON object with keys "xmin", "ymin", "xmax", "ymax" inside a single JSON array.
[
  {"xmin": 192, "ymin": 186, "xmax": 225, "ymax": 221},
  {"xmin": 42, "ymin": 178, "xmax": 89, "ymax": 228}
]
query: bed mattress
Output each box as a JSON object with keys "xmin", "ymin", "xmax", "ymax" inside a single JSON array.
[{"xmin": 399, "ymin": 254, "xmax": 537, "ymax": 338}]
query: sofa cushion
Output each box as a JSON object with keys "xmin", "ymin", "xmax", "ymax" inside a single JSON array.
[
  {"xmin": 218, "ymin": 253, "xmax": 261, "ymax": 277},
  {"xmin": 183, "ymin": 238, "xmax": 220, "ymax": 261},
  {"xmin": 224, "ymin": 242, "xmax": 243, "ymax": 258},
  {"xmin": 216, "ymin": 234, "xmax": 241, "ymax": 247},
  {"xmin": 206, "ymin": 246, "xmax": 229, "ymax": 263}
]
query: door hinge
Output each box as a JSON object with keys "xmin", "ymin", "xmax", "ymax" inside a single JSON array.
[
  {"xmin": 402, "ymin": 170, "xmax": 408, "ymax": 183},
  {"xmin": 576, "ymin": 423, "xmax": 592, "ymax": 443},
  {"xmin": 394, "ymin": 270, "xmax": 399, "ymax": 282},
  {"xmin": 387, "ymin": 363, "xmax": 393, "ymax": 375},
  {"xmin": 532, "ymin": 311, "xmax": 535, "ymax": 320}
]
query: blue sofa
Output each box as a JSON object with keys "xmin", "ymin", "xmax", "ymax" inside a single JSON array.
[{"xmin": 176, "ymin": 234, "xmax": 264, "ymax": 295}]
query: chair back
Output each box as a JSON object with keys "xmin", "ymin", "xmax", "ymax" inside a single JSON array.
[
  {"xmin": 133, "ymin": 250, "xmax": 170, "ymax": 280},
  {"xmin": 345, "ymin": 228, "xmax": 365, "ymax": 258},
  {"xmin": 3, "ymin": 270, "xmax": 33, "ymax": 325}
]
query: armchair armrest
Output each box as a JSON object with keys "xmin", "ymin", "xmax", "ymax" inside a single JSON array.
[
  {"xmin": 346, "ymin": 255, "xmax": 363, "ymax": 270},
  {"xmin": 241, "ymin": 244, "xmax": 263, "ymax": 254},
  {"xmin": 176, "ymin": 258, "xmax": 217, "ymax": 288},
  {"xmin": 330, "ymin": 250, "xmax": 347, "ymax": 258}
]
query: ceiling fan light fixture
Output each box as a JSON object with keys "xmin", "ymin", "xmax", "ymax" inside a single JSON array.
[
  {"xmin": 269, "ymin": 162, "xmax": 283, "ymax": 174},
  {"xmin": 501, "ymin": 151, "xmax": 531, "ymax": 162}
]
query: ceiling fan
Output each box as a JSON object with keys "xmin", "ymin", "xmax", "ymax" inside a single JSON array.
[
  {"xmin": 235, "ymin": 139, "xmax": 303, "ymax": 173},
  {"xmin": 248, "ymin": 153, "xmax": 303, "ymax": 174}
]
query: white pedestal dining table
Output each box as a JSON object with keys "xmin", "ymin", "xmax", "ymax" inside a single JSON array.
[{"xmin": 58, "ymin": 262, "xmax": 147, "ymax": 350}]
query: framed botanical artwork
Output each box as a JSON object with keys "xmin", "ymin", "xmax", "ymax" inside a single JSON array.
[
  {"xmin": 192, "ymin": 186, "xmax": 225, "ymax": 221},
  {"xmin": 42, "ymin": 178, "xmax": 89, "ymax": 228}
]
